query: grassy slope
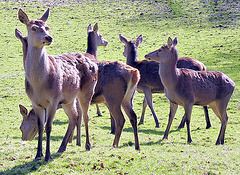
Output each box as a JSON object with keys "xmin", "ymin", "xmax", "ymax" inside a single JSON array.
[{"xmin": 0, "ymin": 0, "xmax": 239, "ymax": 174}]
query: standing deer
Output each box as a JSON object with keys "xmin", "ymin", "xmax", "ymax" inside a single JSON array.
[
  {"xmin": 17, "ymin": 23, "xmax": 140, "ymax": 150},
  {"xmin": 119, "ymin": 34, "xmax": 211, "ymax": 129},
  {"xmin": 86, "ymin": 23, "xmax": 108, "ymax": 117},
  {"xmin": 145, "ymin": 37, "xmax": 235, "ymax": 144},
  {"xmin": 17, "ymin": 8, "xmax": 98, "ymax": 161}
]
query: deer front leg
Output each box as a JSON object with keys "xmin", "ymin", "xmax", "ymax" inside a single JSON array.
[
  {"xmin": 163, "ymin": 102, "xmax": 178, "ymax": 140},
  {"xmin": 96, "ymin": 104, "xmax": 102, "ymax": 116},
  {"xmin": 178, "ymin": 113, "xmax": 186, "ymax": 129},
  {"xmin": 45, "ymin": 106, "xmax": 57, "ymax": 161},
  {"xmin": 143, "ymin": 89, "xmax": 160, "ymax": 128},
  {"xmin": 184, "ymin": 105, "xmax": 193, "ymax": 143},
  {"xmin": 34, "ymin": 108, "xmax": 45, "ymax": 161},
  {"xmin": 203, "ymin": 106, "xmax": 211, "ymax": 129},
  {"xmin": 110, "ymin": 115, "xmax": 116, "ymax": 134}
]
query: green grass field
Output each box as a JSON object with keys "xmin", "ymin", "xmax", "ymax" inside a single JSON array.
[{"xmin": 0, "ymin": 0, "xmax": 239, "ymax": 174}]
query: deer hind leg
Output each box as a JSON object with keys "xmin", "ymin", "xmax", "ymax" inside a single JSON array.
[
  {"xmin": 107, "ymin": 104, "xmax": 125, "ymax": 148},
  {"xmin": 163, "ymin": 102, "xmax": 178, "ymax": 141},
  {"xmin": 138, "ymin": 96, "xmax": 147, "ymax": 125},
  {"xmin": 75, "ymin": 99, "xmax": 82, "ymax": 146},
  {"xmin": 122, "ymin": 100, "xmax": 140, "ymax": 150},
  {"xmin": 58, "ymin": 100, "xmax": 79, "ymax": 153},
  {"xmin": 78, "ymin": 81, "xmax": 97, "ymax": 151},
  {"xmin": 210, "ymin": 100, "xmax": 229, "ymax": 145},
  {"xmin": 143, "ymin": 88, "xmax": 160, "ymax": 128},
  {"xmin": 184, "ymin": 104, "xmax": 193, "ymax": 143}
]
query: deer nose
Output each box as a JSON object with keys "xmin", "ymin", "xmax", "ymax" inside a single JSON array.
[{"xmin": 45, "ymin": 36, "xmax": 53, "ymax": 42}]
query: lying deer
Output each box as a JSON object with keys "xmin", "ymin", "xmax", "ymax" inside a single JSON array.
[
  {"xmin": 145, "ymin": 36, "xmax": 235, "ymax": 145},
  {"xmin": 17, "ymin": 23, "xmax": 140, "ymax": 150},
  {"xmin": 17, "ymin": 8, "xmax": 98, "ymax": 161},
  {"xmin": 119, "ymin": 34, "xmax": 211, "ymax": 129}
]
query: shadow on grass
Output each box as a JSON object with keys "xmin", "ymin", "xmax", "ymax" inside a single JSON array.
[
  {"xmin": 0, "ymin": 152, "xmax": 62, "ymax": 175},
  {"xmin": 100, "ymin": 125, "xmax": 200, "ymax": 149}
]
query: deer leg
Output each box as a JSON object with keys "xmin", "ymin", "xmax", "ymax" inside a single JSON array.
[
  {"xmin": 163, "ymin": 102, "xmax": 178, "ymax": 140},
  {"xmin": 108, "ymin": 106, "xmax": 125, "ymax": 148},
  {"xmin": 143, "ymin": 89, "xmax": 160, "ymax": 128},
  {"xmin": 178, "ymin": 113, "xmax": 186, "ymax": 129},
  {"xmin": 210, "ymin": 101, "xmax": 228, "ymax": 145},
  {"xmin": 122, "ymin": 101, "xmax": 140, "ymax": 150},
  {"xmin": 33, "ymin": 107, "xmax": 45, "ymax": 161},
  {"xmin": 58, "ymin": 101, "xmax": 79, "ymax": 153},
  {"xmin": 96, "ymin": 104, "xmax": 102, "ymax": 116},
  {"xmin": 45, "ymin": 105, "xmax": 58, "ymax": 161},
  {"xmin": 184, "ymin": 105, "xmax": 193, "ymax": 143},
  {"xmin": 110, "ymin": 114, "xmax": 116, "ymax": 134},
  {"xmin": 138, "ymin": 96, "xmax": 147, "ymax": 125},
  {"xmin": 203, "ymin": 106, "xmax": 211, "ymax": 129},
  {"xmin": 78, "ymin": 82, "xmax": 96, "ymax": 151},
  {"xmin": 76, "ymin": 99, "xmax": 82, "ymax": 146}
]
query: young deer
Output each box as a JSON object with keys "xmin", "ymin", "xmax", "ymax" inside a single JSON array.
[
  {"xmin": 17, "ymin": 23, "xmax": 140, "ymax": 150},
  {"xmin": 86, "ymin": 23, "xmax": 108, "ymax": 117},
  {"xmin": 17, "ymin": 8, "xmax": 98, "ymax": 161},
  {"xmin": 119, "ymin": 34, "xmax": 211, "ymax": 129},
  {"xmin": 145, "ymin": 37, "xmax": 235, "ymax": 145}
]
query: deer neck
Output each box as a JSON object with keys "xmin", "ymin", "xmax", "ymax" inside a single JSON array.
[
  {"xmin": 158, "ymin": 53, "xmax": 179, "ymax": 91},
  {"xmin": 25, "ymin": 44, "xmax": 49, "ymax": 82},
  {"xmin": 87, "ymin": 33, "xmax": 98, "ymax": 59},
  {"xmin": 126, "ymin": 44, "xmax": 139, "ymax": 67}
]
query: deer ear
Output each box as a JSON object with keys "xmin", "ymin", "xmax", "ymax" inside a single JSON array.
[
  {"xmin": 19, "ymin": 104, "xmax": 28, "ymax": 119},
  {"xmin": 93, "ymin": 23, "xmax": 98, "ymax": 33},
  {"xmin": 173, "ymin": 37, "xmax": 178, "ymax": 47},
  {"xmin": 119, "ymin": 34, "xmax": 128, "ymax": 44},
  {"xmin": 167, "ymin": 37, "xmax": 173, "ymax": 48},
  {"xmin": 136, "ymin": 34, "xmax": 143, "ymax": 47},
  {"xmin": 39, "ymin": 8, "xmax": 50, "ymax": 22},
  {"xmin": 15, "ymin": 28, "xmax": 23, "ymax": 40},
  {"xmin": 18, "ymin": 8, "xmax": 30, "ymax": 25},
  {"xmin": 87, "ymin": 24, "xmax": 92, "ymax": 34}
]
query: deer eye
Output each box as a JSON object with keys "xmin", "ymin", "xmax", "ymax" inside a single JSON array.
[
  {"xmin": 31, "ymin": 26, "xmax": 38, "ymax": 31},
  {"xmin": 45, "ymin": 26, "xmax": 50, "ymax": 31}
]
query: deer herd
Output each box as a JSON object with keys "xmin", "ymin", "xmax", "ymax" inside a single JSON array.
[{"xmin": 15, "ymin": 8, "xmax": 235, "ymax": 161}]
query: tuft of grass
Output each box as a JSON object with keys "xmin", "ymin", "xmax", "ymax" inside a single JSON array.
[{"xmin": 0, "ymin": 0, "xmax": 239, "ymax": 174}]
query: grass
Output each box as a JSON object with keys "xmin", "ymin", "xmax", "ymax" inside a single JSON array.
[{"xmin": 0, "ymin": 0, "xmax": 240, "ymax": 174}]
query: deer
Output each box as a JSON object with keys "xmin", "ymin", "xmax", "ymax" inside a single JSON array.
[
  {"xmin": 86, "ymin": 23, "xmax": 108, "ymax": 117},
  {"xmin": 17, "ymin": 8, "xmax": 98, "ymax": 161},
  {"xmin": 16, "ymin": 23, "xmax": 108, "ymax": 143},
  {"xmin": 119, "ymin": 34, "xmax": 211, "ymax": 129},
  {"xmin": 145, "ymin": 36, "xmax": 235, "ymax": 145},
  {"xmin": 17, "ymin": 23, "xmax": 141, "ymax": 150}
]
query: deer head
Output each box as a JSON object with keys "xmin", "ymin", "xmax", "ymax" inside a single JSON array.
[
  {"xmin": 18, "ymin": 8, "xmax": 52, "ymax": 48},
  {"xmin": 119, "ymin": 34, "xmax": 142, "ymax": 60},
  {"xmin": 87, "ymin": 23, "xmax": 108, "ymax": 47},
  {"xmin": 19, "ymin": 104, "xmax": 38, "ymax": 141},
  {"xmin": 145, "ymin": 37, "xmax": 178, "ymax": 63}
]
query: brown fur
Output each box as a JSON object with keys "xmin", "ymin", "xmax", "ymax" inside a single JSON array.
[
  {"xmin": 17, "ymin": 8, "xmax": 98, "ymax": 161},
  {"xmin": 145, "ymin": 36, "xmax": 235, "ymax": 145},
  {"xmin": 119, "ymin": 34, "xmax": 211, "ymax": 129}
]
